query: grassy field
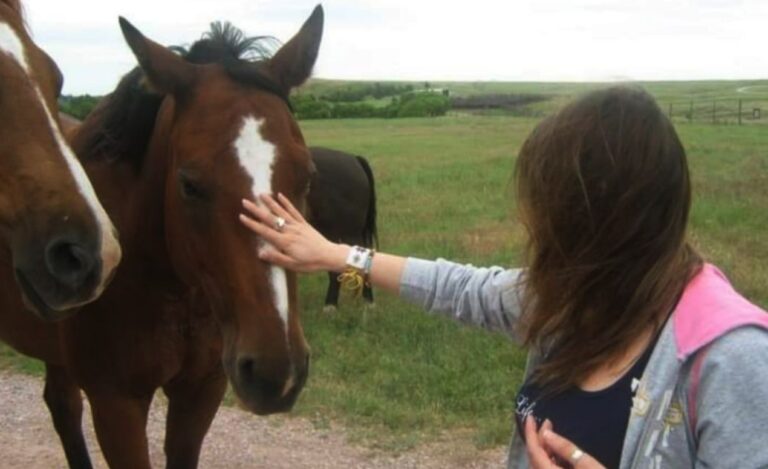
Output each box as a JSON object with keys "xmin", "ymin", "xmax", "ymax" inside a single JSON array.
[{"xmin": 2, "ymin": 88, "xmax": 768, "ymax": 452}]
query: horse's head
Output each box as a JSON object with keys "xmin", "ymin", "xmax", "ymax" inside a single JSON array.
[
  {"xmin": 0, "ymin": 1, "xmax": 120, "ymax": 320},
  {"xmin": 118, "ymin": 7, "xmax": 322, "ymax": 414}
]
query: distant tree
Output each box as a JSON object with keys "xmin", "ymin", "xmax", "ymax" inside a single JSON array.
[
  {"xmin": 397, "ymin": 94, "xmax": 450, "ymax": 118},
  {"xmin": 59, "ymin": 94, "xmax": 102, "ymax": 119},
  {"xmin": 291, "ymin": 84, "xmax": 452, "ymax": 120},
  {"xmin": 292, "ymin": 94, "xmax": 333, "ymax": 119},
  {"xmin": 332, "ymin": 102, "xmax": 378, "ymax": 119}
]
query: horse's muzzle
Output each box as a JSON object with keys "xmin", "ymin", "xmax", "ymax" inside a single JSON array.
[{"xmin": 231, "ymin": 352, "xmax": 310, "ymax": 415}]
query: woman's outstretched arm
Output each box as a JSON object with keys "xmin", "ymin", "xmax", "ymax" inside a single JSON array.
[{"xmin": 239, "ymin": 193, "xmax": 524, "ymax": 337}]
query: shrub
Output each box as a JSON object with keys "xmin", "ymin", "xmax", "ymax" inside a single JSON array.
[
  {"xmin": 397, "ymin": 94, "xmax": 451, "ymax": 118},
  {"xmin": 293, "ymin": 94, "xmax": 333, "ymax": 119},
  {"xmin": 59, "ymin": 95, "xmax": 101, "ymax": 119}
]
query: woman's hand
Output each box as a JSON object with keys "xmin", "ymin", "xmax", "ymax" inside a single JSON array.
[
  {"xmin": 239, "ymin": 193, "xmax": 348, "ymax": 273},
  {"xmin": 525, "ymin": 416, "xmax": 605, "ymax": 469}
]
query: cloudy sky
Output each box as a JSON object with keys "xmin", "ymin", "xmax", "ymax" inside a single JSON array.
[{"xmin": 24, "ymin": 0, "xmax": 768, "ymax": 95}]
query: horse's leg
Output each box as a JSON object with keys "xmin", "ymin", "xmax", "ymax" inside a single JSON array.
[
  {"xmin": 43, "ymin": 364, "xmax": 93, "ymax": 469},
  {"xmin": 323, "ymin": 271, "xmax": 340, "ymax": 313},
  {"xmin": 163, "ymin": 368, "xmax": 227, "ymax": 469},
  {"xmin": 88, "ymin": 392, "xmax": 153, "ymax": 469}
]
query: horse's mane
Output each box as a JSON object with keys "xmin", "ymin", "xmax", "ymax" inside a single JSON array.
[
  {"xmin": 76, "ymin": 67, "xmax": 164, "ymax": 168},
  {"xmin": 77, "ymin": 22, "xmax": 284, "ymax": 168}
]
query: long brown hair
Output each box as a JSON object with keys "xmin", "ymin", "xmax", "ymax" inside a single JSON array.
[{"xmin": 515, "ymin": 86, "xmax": 701, "ymax": 392}]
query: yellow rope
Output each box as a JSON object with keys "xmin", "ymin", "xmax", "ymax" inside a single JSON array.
[{"xmin": 338, "ymin": 269, "xmax": 365, "ymax": 297}]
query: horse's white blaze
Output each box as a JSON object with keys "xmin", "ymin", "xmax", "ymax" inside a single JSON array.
[
  {"xmin": 34, "ymin": 88, "xmax": 122, "ymax": 298},
  {"xmin": 270, "ymin": 265, "xmax": 290, "ymax": 329},
  {"xmin": 235, "ymin": 116, "xmax": 290, "ymax": 333},
  {"xmin": 0, "ymin": 21, "xmax": 121, "ymax": 302},
  {"xmin": 0, "ymin": 22, "xmax": 29, "ymax": 72}
]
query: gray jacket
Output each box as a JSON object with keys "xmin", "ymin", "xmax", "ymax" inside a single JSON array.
[{"xmin": 399, "ymin": 258, "xmax": 768, "ymax": 468}]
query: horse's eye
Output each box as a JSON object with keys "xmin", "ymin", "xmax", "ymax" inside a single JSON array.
[{"xmin": 179, "ymin": 172, "xmax": 209, "ymax": 201}]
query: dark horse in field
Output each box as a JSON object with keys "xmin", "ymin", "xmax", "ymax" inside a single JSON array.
[
  {"xmin": 307, "ymin": 147, "xmax": 378, "ymax": 311},
  {"xmin": 0, "ymin": 6, "xmax": 322, "ymax": 468},
  {"xmin": 0, "ymin": 0, "xmax": 120, "ymax": 321}
]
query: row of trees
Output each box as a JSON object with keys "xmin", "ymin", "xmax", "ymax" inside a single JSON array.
[
  {"xmin": 293, "ymin": 92, "xmax": 451, "ymax": 119},
  {"xmin": 451, "ymin": 93, "xmax": 547, "ymax": 110},
  {"xmin": 59, "ymin": 89, "xmax": 546, "ymax": 121},
  {"xmin": 323, "ymin": 82, "xmax": 418, "ymax": 102}
]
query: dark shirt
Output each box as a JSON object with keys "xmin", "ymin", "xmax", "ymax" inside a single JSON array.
[{"xmin": 515, "ymin": 338, "xmax": 657, "ymax": 469}]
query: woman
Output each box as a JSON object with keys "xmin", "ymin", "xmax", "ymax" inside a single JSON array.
[{"xmin": 239, "ymin": 86, "xmax": 768, "ymax": 468}]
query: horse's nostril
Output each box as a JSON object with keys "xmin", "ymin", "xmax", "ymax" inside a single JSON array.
[
  {"xmin": 238, "ymin": 356, "xmax": 256, "ymax": 379},
  {"xmin": 236, "ymin": 356, "xmax": 282, "ymax": 397},
  {"xmin": 45, "ymin": 238, "xmax": 97, "ymax": 290}
]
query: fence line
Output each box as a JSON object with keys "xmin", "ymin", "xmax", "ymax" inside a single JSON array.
[{"xmin": 666, "ymin": 98, "xmax": 768, "ymax": 125}]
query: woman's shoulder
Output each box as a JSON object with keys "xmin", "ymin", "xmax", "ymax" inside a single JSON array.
[
  {"xmin": 673, "ymin": 263, "xmax": 768, "ymax": 361},
  {"xmin": 701, "ymin": 325, "xmax": 768, "ymax": 371},
  {"xmin": 685, "ymin": 325, "xmax": 768, "ymax": 467}
]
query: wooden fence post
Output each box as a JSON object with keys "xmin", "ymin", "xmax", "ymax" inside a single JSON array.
[
  {"xmin": 669, "ymin": 103, "xmax": 674, "ymax": 119},
  {"xmin": 689, "ymin": 100, "xmax": 694, "ymax": 123},
  {"xmin": 738, "ymin": 99, "xmax": 743, "ymax": 125}
]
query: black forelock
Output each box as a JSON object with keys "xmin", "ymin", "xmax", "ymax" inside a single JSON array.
[
  {"xmin": 184, "ymin": 21, "xmax": 278, "ymax": 64},
  {"xmin": 178, "ymin": 22, "xmax": 292, "ymax": 109}
]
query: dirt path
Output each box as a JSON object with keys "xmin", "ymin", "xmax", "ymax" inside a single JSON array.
[{"xmin": 0, "ymin": 372, "xmax": 505, "ymax": 468}]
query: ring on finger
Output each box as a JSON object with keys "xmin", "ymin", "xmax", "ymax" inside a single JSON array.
[
  {"xmin": 570, "ymin": 447, "xmax": 584, "ymax": 464},
  {"xmin": 275, "ymin": 216, "xmax": 287, "ymax": 232}
]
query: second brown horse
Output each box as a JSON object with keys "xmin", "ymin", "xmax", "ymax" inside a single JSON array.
[{"xmin": 2, "ymin": 6, "xmax": 323, "ymax": 469}]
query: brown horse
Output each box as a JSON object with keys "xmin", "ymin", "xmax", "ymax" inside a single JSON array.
[
  {"xmin": 0, "ymin": 0, "xmax": 120, "ymax": 320},
  {"xmin": 307, "ymin": 147, "xmax": 378, "ymax": 311},
  {"xmin": 1, "ymin": 6, "xmax": 322, "ymax": 469}
]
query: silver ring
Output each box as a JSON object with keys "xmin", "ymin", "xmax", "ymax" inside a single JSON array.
[
  {"xmin": 274, "ymin": 217, "xmax": 287, "ymax": 232},
  {"xmin": 570, "ymin": 448, "xmax": 585, "ymax": 464}
]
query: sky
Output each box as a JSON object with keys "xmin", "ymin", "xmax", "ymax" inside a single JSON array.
[{"xmin": 23, "ymin": 0, "xmax": 768, "ymax": 95}]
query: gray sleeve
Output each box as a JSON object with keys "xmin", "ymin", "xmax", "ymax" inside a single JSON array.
[
  {"xmin": 693, "ymin": 326, "xmax": 768, "ymax": 468},
  {"xmin": 399, "ymin": 257, "xmax": 524, "ymax": 339}
]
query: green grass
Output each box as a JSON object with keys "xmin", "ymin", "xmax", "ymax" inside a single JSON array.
[{"xmin": 3, "ymin": 88, "xmax": 768, "ymax": 453}]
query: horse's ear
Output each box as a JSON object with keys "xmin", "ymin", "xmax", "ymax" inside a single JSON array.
[
  {"xmin": 118, "ymin": 17, "xmax": 196, "ymax": 96},
  {"xmin": 266, "ymin": 4, "xmax": 323, "ymax": 93}
]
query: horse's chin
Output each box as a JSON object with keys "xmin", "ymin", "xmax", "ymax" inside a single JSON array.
[
  {"xmin": 15, "ymin": 270, "xmax": 78, "ymax": 322},
  {"xmin": 222, "ymin": 354, "xmax": 305, "ymax": 416},
  {"xmin": 232, "ymin": 385, "xmax": 302, "ymax": 416}
]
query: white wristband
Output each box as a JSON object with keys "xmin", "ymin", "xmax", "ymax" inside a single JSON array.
[{"xmin": 346, "ymin": 246, "xmax": 371, "ymax": 272}]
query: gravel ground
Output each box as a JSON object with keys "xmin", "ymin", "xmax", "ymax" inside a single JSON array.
[{"xmin": 0, "ymin": 372, "xmax": 506, "ymax": 468}]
